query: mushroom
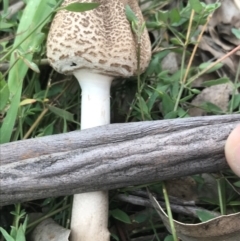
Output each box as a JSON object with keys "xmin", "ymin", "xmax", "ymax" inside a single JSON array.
[
  {"xmin": 46, "ymin": 0, "xmax": 151, "ymax": 240},
  {"xmin": 225, "ymin": 125, "xmax": 240, "ymax": 177}
]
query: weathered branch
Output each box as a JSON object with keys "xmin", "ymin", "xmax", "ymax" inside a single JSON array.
[{"xmin": 0, "ymin": 115, "xmax": 239, "ymax": 206}]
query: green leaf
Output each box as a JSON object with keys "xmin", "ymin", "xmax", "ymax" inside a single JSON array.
[
  {"xmin": 177, "ymin": 107, "xmax": 189, "ymax": 118},
  {"xmin": 20, "ymin": 99, "xmax": 37, "ymax": 106},
  {"xmin": 0, "ymin": 0, "xmax": 57, "ymax": 144},
  {"xmin": 147, "ymin": 89, "xmax": 159, "ymax": 112},
  {"xmin": 155, "ymin": 50, "xmax": 171, "ymax": 61},
  {"xmin": 171, "ymin": 79, "xmax": 180, "ymax": 99},
  {"xmin": 145, "ymin": 57, "xmax": 160, "ymax": 75},
  {"xmin": 189, "ymin": 88, "xmax": 201, "ymax": 94},
  {"xmin": 44, "ymin": 122, "xmax": 55, "ymax": 136},
  {"xmin": 170, "ymin": 37, "xmax": 183, "ymax": 45},
  {"xmin": 146, "ymin": 21, "xmax": 161, "ymax": 28},
  {"xmin": 0, "ymin": 21, "xmax": 16, "ymax": 29},
  {"xmin": 110, "ymin": 209, "xmax": 131, "ymax": 224},
  {"xmin": 232, "ymin": 28, "xmax": 240, "ymax": 39},
  {"xmin": 37, "ymin": 121, "xmax": 56, "ymax": 137},
  {"xmin": 205, "ymin": 2, "xmax": 221, "ymax": 12},
  {"xmin": 157, "ymin": 10, "xmax": 168, "ymax": 23},
  {"xmin": 230, "ymin": 94, "xmax": 240, "ymax": 110},
  {"xmin": 10, "ymin": 211, "xmax": 18, "ymax": 216},
  {"xmin": 201, "ymin": 102, "xmax": 222, "ymax": 113},
  {"xmin": 111, "ymin": 233, "xmax": 120, "ymax": 241},
  {"xmin": 189, "ymin": 0, "xmax": 203, "ymax": 13},
  {"xmin": 57, "ymin": 2, "xmax": 100, "ymax": 12},
  {"xmin": 169, "ymin": 8, "xmax": 181, "ymax": 24},
  {"xmin": 0, "ymin": 228, "xmax": 15, "ymax": 241},
  {"xmin": 196, "ymin": 210, "xmax": 216, "ymax": 222},
  {"xmin": 0, "ymin": 79, "xmax": 10, "ymax": 112},
  {"xmin": 164, "ymin": 235, "xmax": 174, "ymax": 241},
  {"xmin": 22, "ymin": 215, "xmax": 28, "ymax": 233},
  {"xmin": 34, "ymin": 32, "xmax": 46, "ymax": 45},
  {"xmin": 233, "ymin": 180, "xmax": 240, "ymax": 188},
  {"xmin": 125, "ymin": 4, "xmax": 138, "ymax": 23},
  {"xmin": 48, "ymin": 105, "xmax": 75, "ymax": 122},
  {"xmin": 10, "ymin": 226, "xmax": 17, "ymax": 239},
  {"xmin": 162, "ymin": 93, "xmax": 175, "ymax": 116},
  {"xmin": 133, "ymin": 213, "xmax": 148, "ymax": 223},
  {"xmin": 199, "ymin": 62, "xmax": 223, "ymax": 73},
  {"xmin": 138, "ymin": 96, "xmax": 149, "ymax": 116},
  {"xmin": 228, "ymin": 201, "xmax": 240, "ymax": 206},
  {"xmin": 164, "ymin": 111, "xmax": 178, "ymax": 119},
  {"xmin": 201, "ymin": 77, "xmax": 230, "ymax": 87},
  {"xmin": 21, "ymin": 58, "xmax": 40, "ymax": 73},
  {"xmin": 16, "ymin": 225, "xmax": 26, "ymax": 241}
]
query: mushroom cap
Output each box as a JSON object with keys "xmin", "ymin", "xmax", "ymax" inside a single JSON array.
[{"xmin": 47, "ymin": 0, "xmax": 151, "ymax": 77}]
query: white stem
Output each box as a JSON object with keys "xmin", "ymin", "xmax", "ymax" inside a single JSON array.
[{"xmin": 70, "ymin": 69, "xmax": 113, "ymax": 241}]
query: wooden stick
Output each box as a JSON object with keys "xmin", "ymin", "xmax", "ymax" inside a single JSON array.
[{"xmin": 0, "ymin": 115, "xmax": 239, "ymax": 206}]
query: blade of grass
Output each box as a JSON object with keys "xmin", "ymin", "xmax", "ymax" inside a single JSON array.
[
  {"xmin": 0, "ymin": 0, "xmax": 57, "ymax": 144},
  {"xmin": 217, "ymin": 177, "xmax": 226, "ymax": 215},
  {"xmin": 162, "ymin": 182, "xmax": 178, "ymax": 241},
  {"xmin": 173, "ymin": 9, "xmax": 195, "ymax": 112},
  {"xmin": 26, "ymin": 204, "xmax": 71, "ymax": 234},
  {"xmin": 186, "ymin": 44, "xmax": 240, "ymax": 86},
  {"xmin": 174, "ymin": 11, "xmax": 210, "ymax": 111},
  {"xmin": 229, "ymin": 58, "xmax": 240, "ymax": 113},
  {"xmin": 3, "ymin": 0, "xmax": 9, "ymax": 15}
]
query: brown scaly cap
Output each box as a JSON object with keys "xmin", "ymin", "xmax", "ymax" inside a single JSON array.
[{"xmin": 47, "ymin": 0, "xmax": 151, "ymax": 77}]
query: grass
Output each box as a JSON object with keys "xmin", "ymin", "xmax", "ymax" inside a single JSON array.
[{"xmin": 0, "ymin": 0, "xmax": 240, "ymax": 240}]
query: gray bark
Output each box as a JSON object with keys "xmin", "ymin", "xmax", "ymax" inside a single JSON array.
[{"xmin": 0, "ymin": 115, "xmax": 239, "ymax": 206}]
